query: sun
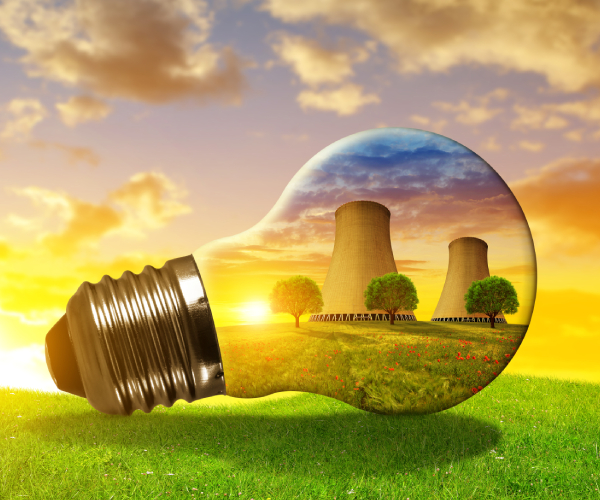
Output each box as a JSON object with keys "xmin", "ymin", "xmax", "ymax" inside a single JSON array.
[{"xmin": 239, "ymin": 301, "xmax": 271, "ymax": 322}]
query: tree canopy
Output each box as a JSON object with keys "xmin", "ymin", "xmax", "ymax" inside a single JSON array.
[
  {"xmin": 269, "ymin": 275, "xmax": 323, "ymax": 327},
  {"xmin": 364, "ymin": 272, "xmax": 418, "ymax": 325},
  {"xmin": 464, "ymin": 275, "xmax": 519, "ymax": 329}
]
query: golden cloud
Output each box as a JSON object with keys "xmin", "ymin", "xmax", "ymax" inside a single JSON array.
[
  {"xmin": 0, "ymin": 239, "xmax": 13, "ymax": 259},
  {"xmin": 0, "ymin": 271, "xmax": 81, "ymax": 315},
  {"xmin": 42, "ymin": 200, "xmax": 123, "ymax": 256},
  {"xmin": 517, "ymin": 140, "xmax": 544, "ymax": 152},
  {"xmin": 510, "ymin": 157, "xmax": 600, "ymax": 247},
  {"xmin": 11, "ymin": 171, "xmax": 192, "ymax": 255},
  {"xmin": 480, "ymin": 136, "xmax": 501, "ymax": 152},
  {"xmin": 55, "ymin": 95, "xmax": 112, "ymax": 127},
  {"xmin": 259, "ymin": 0, "xmax": 600, "ymax": 92},
  {"xmin": 563, "ymin": 129, "xmax": 584, "ymax": 143},
  {"xmin": 0, "ymin": 0, "xmax": 248, "ymax": 104},
  {"xmin": 297, "ymin": 83, "xmax": 380, "ymax": 116},
  {"xmin": 409, "ymin": 115, "xmax": 447, "ymax": 133},
  {"xmin": 0, "ymin": 98, "xmax": 47, "ymax": 140},
  {"xmin": 109, "ymin": 172, "xmax": 192, "ymax": 229},
  {"xmin": 29, "ymin": 140, "xmax": 100, "ymax": 167},
  {"xmin": 433, "ymin": 88, "xmax": 508, "ymax": 125},
  {"xmin": 511, "ymin": 105, "xmax": 570, "ymax": 131},
  {"xmin": 269, "ymin": 32, "xmax": 369, "ymax": 86}
]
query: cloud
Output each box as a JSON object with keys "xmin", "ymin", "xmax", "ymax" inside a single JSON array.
[
  {"xmin": 563, "ymin": 129, "xmax": 584, "ymax": 143},
  {"xmin": 55, "ymin": 95, "xmax": 112, "ymax": 127},
  {"xmin": 0, "ymin": 239, "xmax": 13, "ymax": 259},
  {"xmin": 268, "ymin": 32, "xmax": 369, "ymax": 86},
  {"xmin": 29, "ymin": 139, "xmax": 100, "ymax": 167},
  {"xmin": 517, "ymin": 140, "xmax": 544, "ymax": 152},
  {"xmin": 5, "ymin": 213, "xmax": 37, "ymax": 230},
  {"xmin": 490, "ymin": 264, "xmax": 536, "ymax": 276},
  {"xmin": 297, "ymin": 83, "xmax": 380, "ymax": 116},
  {"xmin": 0, "ymin": 269, "xmax": 81, "ymax": 321},
  {"xmin": 0, "ymin": 98, "xmax": 47, "ymax": 140},
  {"xmin": 511, "ymin": 98, "xmax": 600, "ymax": 132},
  {"xmin": 257, "ymin": 129, "xmax": 529, "ymax": 247},
  {"xmin": 409, "ymin": 115, "xmax": 447, "ymax": 133},
  {"xmin": 109, "ymin": 172, "xmax": 192, "ymax": 230},
  {"xmin": 0, "ymin": 0, "xmax": 248, "ymax": 104},
  {"xmin": 433, "ymin": 88, "xmax": 508, "ymax": 125},
  {"xmin": 510, "ymin": 157, "xmax": 600, "ymax": 250},
  {"xmin": 395, "ymin": 259, "xmax": 427, "ymax": 272},
  {"xmin": 511, "ymin": 105, "xmax": 570, "ymax": 131},
  {"xmin": 11, "ymin": 171, "xmax": 192, "ymax": 255},
  {"xmin": 481, "ymin": 136, "xmax": 501, "ymax": 152},
  {"xmin": 258, "ymin": 0, "xmax": 600, "ymax": 93}
]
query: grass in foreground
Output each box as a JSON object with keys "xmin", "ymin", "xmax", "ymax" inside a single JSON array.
[
  {"xmin": 219, "ymin": 321, "xmax": 527, "ymax": 414},
  {"xmin": 1, "ymin": 373, "xmax": 599, "ymax": 499}
]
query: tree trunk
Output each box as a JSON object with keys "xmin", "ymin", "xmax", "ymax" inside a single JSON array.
[
  {"xmin": 389, "ymin": 311, "xmax": 395, "ymax": 325},
  {"xmin": 490, "ymin": 315, "xmax": 495, "ymax": 329},
  {"xmin": 295, "ymin": 315, "xmax": 300, "ymax": 328}
]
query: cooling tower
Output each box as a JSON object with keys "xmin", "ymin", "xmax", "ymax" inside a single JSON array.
[
  {"xmin": 431, "ymin": 237, "xmax": 506, "ymax": 323},
  {"xmin": 310, "ymin": 200, "xmax": 416, "ymax": 322}
]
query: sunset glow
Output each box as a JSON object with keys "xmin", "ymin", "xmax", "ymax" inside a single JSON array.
[{"xmin": 0, "ymin": 0, "xmax": 598, "ymax": 391}]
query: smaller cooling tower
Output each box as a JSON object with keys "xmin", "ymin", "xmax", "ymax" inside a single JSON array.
[
  {"xmin": 431, "ymin": 236, "xmax": 506, "ymax": 324},
  {"xmin": 310, "ymin": 200, "xmax": 416, "ymax": 322}
]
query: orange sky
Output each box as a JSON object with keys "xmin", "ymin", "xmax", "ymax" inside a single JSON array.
[{"xmin": 0, "ymin": 0, "xmax": 599, "ymax": 390}]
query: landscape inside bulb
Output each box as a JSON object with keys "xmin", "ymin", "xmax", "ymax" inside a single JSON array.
[{"xmin": 193, "ymin": 127, "xmax": 537, "ymax": 415}]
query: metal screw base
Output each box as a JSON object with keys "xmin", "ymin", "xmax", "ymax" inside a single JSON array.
[{"xmin": 45, "ymin": 255, "xmax": 225, "ymax": 415}]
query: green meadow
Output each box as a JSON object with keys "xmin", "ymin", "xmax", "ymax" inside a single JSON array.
[
  {"xmin": 1, "ymin": 373, "xmax": 599, "ymax": 499},
  {"xmin": 2, "ymin": 321, "xmax": 599, "ymax": 499},
  {"xmin": 219, "ymin": 321, "xmax": 527, "ymax": 414}
]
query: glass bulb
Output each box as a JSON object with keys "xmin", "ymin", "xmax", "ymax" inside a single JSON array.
[{"xmin": 45, "ymin": 127, "xmax": 537, "ymax": 416}]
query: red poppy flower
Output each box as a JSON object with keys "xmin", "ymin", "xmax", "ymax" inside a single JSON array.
[
  {"xmin": 505, "ymin": 354, "xmax": 510, "ymax": 358},
  {"xmin": 478, "ymin": 386, "xmax": 483, "ymax": 390},
  {"xmin": 472, "ymin": 387, "xmax": 478, "ymax": 394},
  {"xmin": 437, "ymin": 359, "xmax": 441, "ymax": 362}
]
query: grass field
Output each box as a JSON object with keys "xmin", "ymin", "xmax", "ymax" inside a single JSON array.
[
  {"xmin": 1, "ymin": 374, "xmax": 599, "ymax": 499},
  {"xmin": 219, "ymin": 321, "xmax": 528, "ymax": 414},
  {"xmin": 2, "ymin": 320, "xmax": 599, "ymax": 499}
]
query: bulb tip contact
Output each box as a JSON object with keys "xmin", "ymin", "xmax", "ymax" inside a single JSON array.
[{"xmin": 45, "ymin": 314, "xmax": 86, "ymax": 398}]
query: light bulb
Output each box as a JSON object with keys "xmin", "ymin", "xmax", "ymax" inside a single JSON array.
[{"xmin": 45, "ymin": 127, "xmax": 536, "ymax": 416}]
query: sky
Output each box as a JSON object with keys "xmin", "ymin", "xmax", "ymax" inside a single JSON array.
[{"xmin": 0, "ymin": 0, "xmax": 598, "ymax": 391}]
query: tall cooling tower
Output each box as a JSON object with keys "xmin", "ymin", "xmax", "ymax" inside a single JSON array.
[
  {"xmin": 309, "ymin": 200, "xmax": 416, "ymax": 322},
  {"xmin": 431, "ymin": 236, "xmax": 506, "ymax": 324}
]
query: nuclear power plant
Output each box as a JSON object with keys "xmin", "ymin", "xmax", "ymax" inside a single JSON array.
[
  {"xmin": 309, "ymin": 200, "xmax": 416, "ymax": 322},
  {"xmin": 431, "ymin": 236, "xmax": 506, "ymax": 323}
]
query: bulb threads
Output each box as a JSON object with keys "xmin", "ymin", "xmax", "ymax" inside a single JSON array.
[{"xmin": 47, "ymin": 255, "xmax": 225, "ymax": 415}]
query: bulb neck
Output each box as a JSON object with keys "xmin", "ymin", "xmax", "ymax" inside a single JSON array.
[{"xmin": 45, "ymin": 255, "xmax": 225, "ymax": 415}]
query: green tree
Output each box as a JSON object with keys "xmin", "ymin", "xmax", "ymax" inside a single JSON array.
[
  {"xmin": 364, "ymin": 272, "xmax": 419, "ymax": 325},
  {"xmin": 464, "ymin": 275, "xmax": 519, "ymax": 329},
  {"xmin": 269, "ymin": 275, "xmax": 324, "ymax": 328}
]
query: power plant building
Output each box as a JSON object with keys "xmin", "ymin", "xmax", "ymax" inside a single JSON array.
[
  {"xmin": 310, "ymin": 200, "xmax": 416, "ymax": 322},
  {"xmin": 431, "ymin": 236, "xmax": 506, "ymax": 323}
]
